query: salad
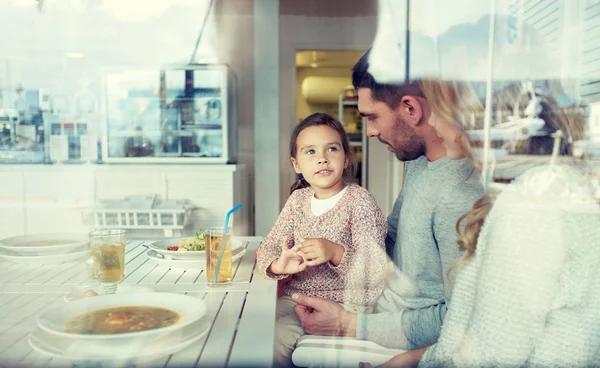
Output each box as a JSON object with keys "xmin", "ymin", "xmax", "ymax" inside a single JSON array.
[{"xmin": 167, "ymin": 229, "xmax": 206, "ymax": 251}]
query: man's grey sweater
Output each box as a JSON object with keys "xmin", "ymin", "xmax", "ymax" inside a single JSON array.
[{"xmin": 356, "ymin": 156, "xmax": 483, "ymax": 349}]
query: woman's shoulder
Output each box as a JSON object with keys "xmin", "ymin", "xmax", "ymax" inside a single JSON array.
[{"xmin": 506, "ymin": 165, "xmax": 595, "ymax": 200}]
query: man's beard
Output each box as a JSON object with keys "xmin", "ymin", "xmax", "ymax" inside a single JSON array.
[{"xmin": 386, "ymin": 116, "xmax": 426, "ymax": 161}]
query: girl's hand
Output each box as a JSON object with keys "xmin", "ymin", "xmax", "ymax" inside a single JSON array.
[
  {"xmin": 269, "ymin": 237, "xmax": 307, "ymax": 275},
  {"xmin": 298, "ymin": 238, "xmax": 344, "ymax": 266}
]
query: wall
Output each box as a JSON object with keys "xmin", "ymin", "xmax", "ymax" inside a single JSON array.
[
  {"xmin": 213, "ymin": 0, "xmax": 256, "ymax": 233},
  {"xmin": 253, "ymin": 0, "xmax": 281, "ymax": 236}
]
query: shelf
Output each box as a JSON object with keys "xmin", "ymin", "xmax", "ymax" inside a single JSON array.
[
  {"xmin": 350, "ymin": 141, "xmax": 362, "ymax": 147},
  {"xmin": 108, "ymin": 124, "xmax": 223, "ymax": 138},
  {"xmin": 181, "ymin": 123, "xmax": 222, "ymax": 130},
  {"xmin": 347, "ymin": 132, "xmax": 362, "ymax": 141},
  {"xmin": 342, "ymin": 99, "xmax": 358, "ymax": 106},
  {"xmin": 109, "ymin": 130, "xmax": 194, "ymax": 137}
]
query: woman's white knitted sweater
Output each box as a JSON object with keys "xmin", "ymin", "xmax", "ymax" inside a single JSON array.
[{"xmin": 420, "ymin": 166, "xmax": 600, "ymax": 367}]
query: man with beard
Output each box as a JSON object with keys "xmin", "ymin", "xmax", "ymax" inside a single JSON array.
[{"xmin": 291, "ymin": 51, "xmax": 484, "ymax": 352}]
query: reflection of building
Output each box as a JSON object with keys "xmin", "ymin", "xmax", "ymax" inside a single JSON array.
[
  {"xmin": 573, "ymin": 102, "xmax": 600, "ymax": 159},
  {"xmin": 580, "ymin": 2, "xmax": 600, "ymax": 104},
  {"xmin": 590, "ymin": 102, "xmax": 600, "ymax": 141}
]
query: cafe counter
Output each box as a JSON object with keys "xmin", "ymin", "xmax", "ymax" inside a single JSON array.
[{"xmin": 0, "ymin": 164, "xmax": 250, "ymax": 239}]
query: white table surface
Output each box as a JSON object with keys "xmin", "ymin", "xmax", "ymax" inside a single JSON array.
[{"xmin": 0, "ymin": 236, "xmax": 277, "ymax": 367}]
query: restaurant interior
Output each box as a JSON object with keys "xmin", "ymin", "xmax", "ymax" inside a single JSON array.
[{"xmin": 0, "ymin": 0, "xmax": 599, "ymax": 366}]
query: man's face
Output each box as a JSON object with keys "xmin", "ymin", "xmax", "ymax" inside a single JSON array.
[{"xmin": 357, "ymin": 88, "xmax": 426, "ymax": 161}]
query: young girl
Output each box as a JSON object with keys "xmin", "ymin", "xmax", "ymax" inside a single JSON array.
[{"xmin": 255, "ymin": 112, "xmax": 389, "ymax": 367}]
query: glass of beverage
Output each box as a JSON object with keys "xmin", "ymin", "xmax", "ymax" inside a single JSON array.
[
  {"xmin": 206, "ymin": 227, "xmax": 232, "ymax": 286},
  {"xmin": 88, "ymin": 229, "xmax": 126, "ymax": 295}
]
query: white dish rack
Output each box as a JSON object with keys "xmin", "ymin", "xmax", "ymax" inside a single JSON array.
[{"xmin": 81, "ymin": 195, "xmax": 194, "ymax": 237}]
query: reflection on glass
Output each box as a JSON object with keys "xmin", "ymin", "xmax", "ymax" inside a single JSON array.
[
  {"xmin": 382, "ymin": 0, "xmax": 600, "ymax": 188},
  {"xmin": 105, "ymin": 66, "xmax": 227, "ymax": 160}
]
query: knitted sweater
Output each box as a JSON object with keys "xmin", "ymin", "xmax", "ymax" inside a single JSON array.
[
  {"xmin": 255, "ymin": 184, "xmax": 388, "ymax": 306},
  {"xmin": 357, "ymin": 156, "xmax": 483, "ymax": 349},
  {"xmin": 420, "ymin": 166, "xmax": 600, "ymax": 367}
]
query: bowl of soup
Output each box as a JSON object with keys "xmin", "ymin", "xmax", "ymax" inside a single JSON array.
[
  {"xmin": 38, "ymin": 292, "xmax": 207, "ymax": 340},
  {"xmin": 0, "ymin": 233, "xmax": 88, "ymax": 256}
]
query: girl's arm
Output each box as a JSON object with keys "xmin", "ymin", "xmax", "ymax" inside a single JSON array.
[
  {"xmin": 255, "ymin": 190, "xmax": 302, "ymax": 280},
  {"xmin": 328, "ymin": 189, "xmax": 388, "ymax": 303}
]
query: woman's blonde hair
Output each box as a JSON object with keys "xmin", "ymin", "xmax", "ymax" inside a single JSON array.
[
  {"xmin": 417, "ymin": 79, "xmax": 586, "ymax": 271},
  {"xmin": 419, "ymin": 80, "xmax": 484, "ymax": 163}
]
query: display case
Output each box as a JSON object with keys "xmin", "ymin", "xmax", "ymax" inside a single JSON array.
[
  {"xmin": 102, "ymin": 64, "xmax": 237, "ymax": 163},
  {"xmin": 0, "ymin": 108, "xmax": 47, "ymax": 164}
]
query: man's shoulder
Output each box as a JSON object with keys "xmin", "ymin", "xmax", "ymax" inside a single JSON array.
[
  {"xmin": 404, "ymin": 156, "xmax": 428, "ymax": 172},
  {"xmin": 430, "ymin": 160, "xmax": 484, "ymax": 210},
  {"xmin": 438, "ymin": 160, "xmax": 482, "ymax": 189},
  {"xmin": 437, "ymin": 176, "xmax": 484, "ymax": 213}
]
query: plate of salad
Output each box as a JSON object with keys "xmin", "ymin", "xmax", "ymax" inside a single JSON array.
[{"xmin": 148, "ymin": 230, "xmax": 243, "ymax": 260}]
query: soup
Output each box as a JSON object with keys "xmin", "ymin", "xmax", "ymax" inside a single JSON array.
[
  {"xmin": 18, "ymin": 240, "xmax": 76, "ymax": 247},
  {"xmin": 65, "ymin": 306, "xmax": 180, "ymax": 334}
]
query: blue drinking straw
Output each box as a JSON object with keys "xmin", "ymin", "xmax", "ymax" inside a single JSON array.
[{"xmin": 213, "ymin": 203, "xmax": 242, "ymax": 283}]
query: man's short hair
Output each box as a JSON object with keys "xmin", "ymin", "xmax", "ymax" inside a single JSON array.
[{"xmin": 352, "ymin": 50, "xmax": 424, "ymax": 109}]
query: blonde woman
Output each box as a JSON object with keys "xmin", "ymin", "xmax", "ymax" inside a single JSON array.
[{"xmin": 366, "ymin": 80, "xmax": 600, "ymax": 367}]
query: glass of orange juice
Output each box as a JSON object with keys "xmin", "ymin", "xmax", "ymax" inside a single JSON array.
[{"xmin": 206, "ymin": 227, "xmax": 232, "ymax": 286}]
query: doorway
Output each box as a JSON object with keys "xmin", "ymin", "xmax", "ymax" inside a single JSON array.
[{"xmin": 295, "ymin": 50, "xmax": 365, "ymax": 185}]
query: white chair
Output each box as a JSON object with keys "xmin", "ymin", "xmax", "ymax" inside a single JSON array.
[{"xmin": 292, "ymin": 335, "xmax": 406, "ymax": 368}]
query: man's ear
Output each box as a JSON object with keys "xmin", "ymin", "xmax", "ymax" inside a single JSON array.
[
  {"xmin": 290, "ymin": 157, "xmax": 302, "ymax": 174},
  {"xmin": 397, "ymin": 96, "xmax": 423, "ymax": 127}
]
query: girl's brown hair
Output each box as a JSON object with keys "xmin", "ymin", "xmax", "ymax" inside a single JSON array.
[{"xmin": 289, "ymin": 113, "xmax": 357, "ymax": 194}]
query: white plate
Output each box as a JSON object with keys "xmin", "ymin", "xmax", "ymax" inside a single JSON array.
[
  {"xmin": 64, "ymin": 284, "xmax": 155, "ymax": 302},
  {"xmin": 146, "ymin": 246, "xmax": 247, "ymax": 270},
  {"xmin": 0, "ymin": 248, "xmax": 89, "ymax": 264},
  {"xmin": 29, "ymin": 315, "xmax": 210, "ymax": 364},
  {"xmin": 0, "ymin": 233, "xmax": 88, "ymax": 256},
  {"xmin": 149, "ymin": 237, "xmax": 244, "ymax": 260},
  {"xmin": 292, "ymin": 335, "xmax": 406, "ymax": 368},
  {"xmin": 38, "ymin": 292, "xmax": 207, "ymax": 340}
]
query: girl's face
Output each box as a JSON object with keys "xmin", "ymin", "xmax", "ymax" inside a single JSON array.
[
  {"xmin": 428, "ymin": 112, "xmax": 465, "ymax": 160},
  {"xmin": 290, "ymin": 125, "xmax": 349, "ymax": 199}
]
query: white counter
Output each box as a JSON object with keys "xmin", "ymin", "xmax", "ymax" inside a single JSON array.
[{"xmin": 0, "ymin": 164, "xmax": 251, "ymax": 239}]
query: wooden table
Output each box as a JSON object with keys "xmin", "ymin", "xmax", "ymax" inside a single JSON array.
[{"xmin": 0, "ymin": 237, "xmax": 276, "ymax": 367}]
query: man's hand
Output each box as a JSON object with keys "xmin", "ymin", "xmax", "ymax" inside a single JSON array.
[
  {"xmin": 297, "ymin": 238, "xmax": 344, "ymax": 266},
  {"xmin": 292, "ymin": 293, "xmax": 356, "ymax": 336},
  {"xmin": 269, "ymin": 237, "xmax": 307, "ymax": 275}
]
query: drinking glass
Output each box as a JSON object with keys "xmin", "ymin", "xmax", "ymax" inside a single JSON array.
[
  {"xmin": 206, "ymin": 227, "xmax": 232, "ymax": 286},
  {"xmin": 88, "ymin": 229, "xmax": 126, "ymax": 295}
]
